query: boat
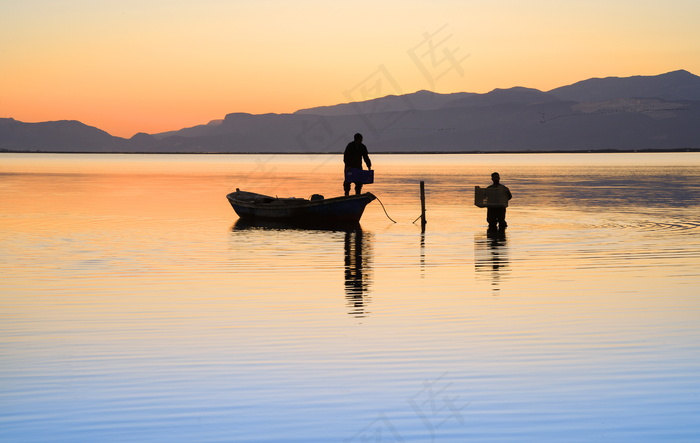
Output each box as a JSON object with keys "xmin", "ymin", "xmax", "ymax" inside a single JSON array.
[{"xmin": 226, "ymin": 189, "xmax": 376, "ymax": 226}]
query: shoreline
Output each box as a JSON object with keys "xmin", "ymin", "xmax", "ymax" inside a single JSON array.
[{"xmin": 2, "ymin": 148, "xmax": 698, "ymax": 155}]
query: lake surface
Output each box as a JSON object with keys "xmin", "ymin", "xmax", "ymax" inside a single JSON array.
[{"xmin": 1, "ymin": 152, "xmax": 699, "ymax": 442}]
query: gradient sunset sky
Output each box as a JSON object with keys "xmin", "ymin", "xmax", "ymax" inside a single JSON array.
[{"xmin": 2, "ymin": 0, "xmax": 699, "ymax": 138}]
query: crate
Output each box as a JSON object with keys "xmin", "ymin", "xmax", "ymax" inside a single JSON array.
[
  {"xmin": 474, "ymin": 186, "xmax": 509, "ymax": 208},
  {"xmin": 345, "ymin": 168, "xmax": 374, "ymax": 184}
]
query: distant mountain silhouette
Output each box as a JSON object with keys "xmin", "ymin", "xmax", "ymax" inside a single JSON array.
[
  {"xmin": 294, "ymin": 90, "xmax": 476, "ymax": 116},
  {"xmin": 0, "ymin": 118, "xmax": 126, "ymax": 151},
  {"xmin": 2, "ymin": 70, "xmax": 699, "ymax": 153},
  {"xmin": 548, "ymin": 69, "xmax": 700, "ymax": 102},
  {"xmin": 442, "ymin": 87, "xmax": 560, "ymax": 108},
  {"xmin": 153, "ymin": 119, "xmax": 223, "ymax": 140}
]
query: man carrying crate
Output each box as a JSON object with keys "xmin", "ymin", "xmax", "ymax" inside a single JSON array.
[
  {"xmin": 343, "ymin": 133, "xmax": 373, "ymax": 196},
  {"xmin": 474, "ymin": 172, "xmax": 512, "ymax": 231}
]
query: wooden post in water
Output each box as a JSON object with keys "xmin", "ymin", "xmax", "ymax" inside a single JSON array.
[{"xmin": 420, "ymin": 181, "xmax": 427, "ymax": 230}]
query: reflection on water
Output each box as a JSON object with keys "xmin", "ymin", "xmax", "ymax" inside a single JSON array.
[
  {"xmin": 344, "ymin": 229, "xmax": 372, "ymax": 318},
  {"xmin": 231, "ymin": 219, "xmax": 374, "ymax": 318},
  {"xmin": 420, "ymin": 231, "xmax": 426, "ymax": 277},
  {"xmin": 474, "ymin": 228, "xmax": 509, "ymax": 292},
  {"xmin": 232, "ymin": 217, "xmax": 364, "ymax": 233},
  {"xmin": 1, "ymin": 153, "xmax": 699, "ymax": 443}
]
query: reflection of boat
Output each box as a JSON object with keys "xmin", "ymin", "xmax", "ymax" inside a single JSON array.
[
  {"xmin": 230, "ymin": 219, "xmax": 373, "ymax": 318},
  {"xmin": 232, "ymin": 217, "xmax": 361, "ymax": 232},
  {"xmin": 227, "ymin": 189, "xmax": 376, "ymax": 225}
]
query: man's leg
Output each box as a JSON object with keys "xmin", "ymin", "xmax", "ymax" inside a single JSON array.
[
  {"xmin": 498, "ymin": 208, "xmax": 507, "ymax": 229},
  {"xmin": 486, "ymin": 208, "xmax": 498, "ymax": 230},
  {"xmin": 355, "ymin": 182, "xmax": 363, "ymax": 195}
]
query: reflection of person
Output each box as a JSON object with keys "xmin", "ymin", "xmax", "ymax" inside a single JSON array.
[
  {"xmin": 343, "ymin": 133, "xmax": 372, "ymax": 196},
  {"xmin": 486, "ymin": 172, "xmax": 512, "ymax": 230},
  {"xmin": 474, "ymin": 230, "xmax": 509, "ymax": 294},
  {"xmin": 344, "ymin": 229, "xmax": 371, "ymax": 318}
]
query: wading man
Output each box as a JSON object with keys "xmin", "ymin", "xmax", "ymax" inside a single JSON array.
[{"xmin": 487, "ymin": 172, "xmax": 512, "ymax": 230}]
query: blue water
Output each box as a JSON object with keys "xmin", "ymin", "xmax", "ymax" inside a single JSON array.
[{"xmin": 1, "ymin": 153, "xmax": 699, "ymax": 442}]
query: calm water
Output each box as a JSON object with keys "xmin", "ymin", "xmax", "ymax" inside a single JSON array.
[{"xmin": 1, "ymin": 153, "xmax": 699, "ymax": 442}]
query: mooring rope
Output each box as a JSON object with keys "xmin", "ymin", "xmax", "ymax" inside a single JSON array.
[{"xmin": 374, "ymin": 195, "xmax": 397, "ymax": 223}]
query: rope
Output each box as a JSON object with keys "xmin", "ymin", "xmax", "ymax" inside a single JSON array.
[{"xmin": 374, "ymin": 195, "xmax": 397, "ymax": 223}]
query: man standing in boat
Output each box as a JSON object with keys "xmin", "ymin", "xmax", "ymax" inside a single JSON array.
[
  {"xmin": 343, "ymin": 133, "xmax": 372, "ymax": 196},
  {"xmin": 487, "ymin": 172, "xmax": 512, "ymax": 231}
]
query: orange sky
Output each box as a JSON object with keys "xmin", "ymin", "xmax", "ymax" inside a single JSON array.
[{"xmin": 2, "ymin": 0, "xmax": 699, "ymax": 138}]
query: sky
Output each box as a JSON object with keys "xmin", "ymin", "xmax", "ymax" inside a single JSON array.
[{"xmin": 2, "ymin": 0, "xmax": 699, "ymax": 138}]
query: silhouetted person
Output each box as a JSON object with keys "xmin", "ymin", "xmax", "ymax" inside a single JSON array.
[
  {"xmin": 343, "ymin": 133, "xmax": 372, "ymax": 196},
  {"xmin": 487, "ymin": 172, "xmax": 512, "ymax": 231}
]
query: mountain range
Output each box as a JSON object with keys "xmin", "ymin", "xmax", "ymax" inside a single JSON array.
[{"xmin": 2, "ymin": 70, "xmax": 700, "ymax": 153}]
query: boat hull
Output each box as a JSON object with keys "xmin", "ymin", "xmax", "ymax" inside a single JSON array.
[{"xmin": 226, "ymin": 191, "xmax": 376, "ymax": 224}]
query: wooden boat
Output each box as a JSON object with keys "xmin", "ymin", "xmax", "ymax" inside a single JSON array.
[{"xmin": 226, "ymin": 189, "xmax": 376, "ymax": 225}]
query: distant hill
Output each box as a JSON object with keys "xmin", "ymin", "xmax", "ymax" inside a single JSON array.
[
  {"xmin": 153, "ymin": 119, "xmax": 223, "ymax": 140},
  {"xmin": 442, "ymin": 87, "xmax": 560, "ymax": 108},
  {"xmin": 0, "ymin": 118, "xmax": 126, "ymax": 152},
  {"xmin": 548, "ymin": 69, "xmax": 700, "ymax": 102},
  {"xmin": 294, "ymin": 90, "xmax": 476, "ymax": 116},
  {"xmin": 2, "ymin": 70, "xmax": 700, "ymax": 153}
]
